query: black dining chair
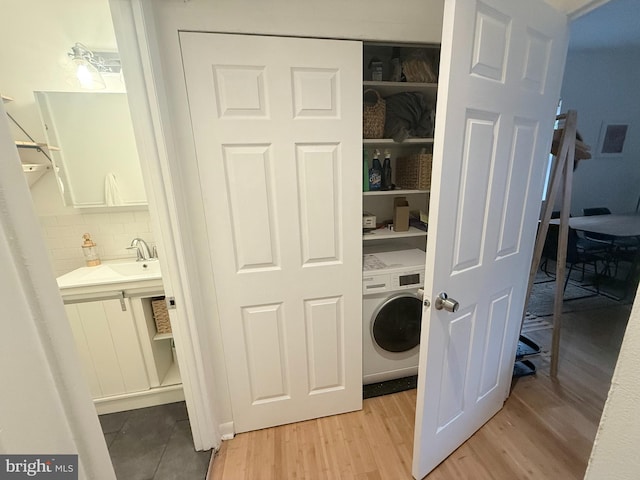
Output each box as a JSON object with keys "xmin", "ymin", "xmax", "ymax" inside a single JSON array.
[
  {"xmin": 541, "ymin": 223, "xmax": 601, "ymax": 294},
  {"xmin": 582, "ymin": 207, "xmax": 614, "ymax": 243},
  {"xmin": 583, "ymin": 207, "xmax": 639, "ymax": 278},
  {"xmin": 583, "ymin": 207, "xmax": 611, "ymax": 216}
]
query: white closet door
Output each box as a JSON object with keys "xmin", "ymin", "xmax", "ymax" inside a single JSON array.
[
  {"xmin": 413, "ymin": 0, "xmax": 569, "ymax": 477},
  {"xmin": 180, "ymin": 32, "xmax": 362, "ymax": 433}
]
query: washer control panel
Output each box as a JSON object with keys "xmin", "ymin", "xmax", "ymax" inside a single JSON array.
[
  {"xmin": 362, "ymin": 248, "xmax": 426, "ymax": 295},
  {"xmin": 363, "ymin": 268, "xmax": 424, "ymax": 294}
]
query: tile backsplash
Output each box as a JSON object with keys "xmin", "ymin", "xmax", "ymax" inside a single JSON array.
[{"xmin": 39, "ymin": 210, "xmax": 155, "ymax": 277}]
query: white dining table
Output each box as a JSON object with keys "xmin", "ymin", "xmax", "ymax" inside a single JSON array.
[
  {"xmin": 550, "ymin": 213, "xmax": 640, "ymax": 238},
  {"xmin": 548, "ymin": 213, "xmax": 640, "ymax": 302}
]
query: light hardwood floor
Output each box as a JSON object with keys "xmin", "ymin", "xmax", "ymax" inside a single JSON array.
[{"xmin": 208, "ymin": 302, "xmax": 631, "ymax": 479}]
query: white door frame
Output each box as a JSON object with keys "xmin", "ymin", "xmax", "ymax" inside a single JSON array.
[
  {"xmin": 108, "ymin": 0, "xmax": 223, "ymax": 449},
  {"xmin": 106, "ymin": 0, "xmax": 443, "ymax": 447}
]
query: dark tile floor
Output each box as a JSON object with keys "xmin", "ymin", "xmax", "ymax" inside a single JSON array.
[{"xmin": 100, "ymin": 402, "xmax": 211, "ymax": 480}]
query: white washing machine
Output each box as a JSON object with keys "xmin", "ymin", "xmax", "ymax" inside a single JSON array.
[{"xmin": 362, "ymin": 247, "xmax": 425, "ymax": 385}]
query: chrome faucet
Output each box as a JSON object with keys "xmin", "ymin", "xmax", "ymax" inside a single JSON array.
[{"xmin": 128, "ymin": 238, "xmax": 152, "ymax": 261}]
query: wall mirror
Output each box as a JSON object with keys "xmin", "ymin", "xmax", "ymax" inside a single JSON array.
[{"xmin": 34, "ymin": 91, "xmax": 147, "ymax": 208}]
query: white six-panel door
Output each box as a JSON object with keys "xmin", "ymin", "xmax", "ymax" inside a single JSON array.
[
  {"xmin": 180, "ymin": 32, "xmax": 362, "ymax": 433},
  {"xmin": 413, "ymin": 0, "xmax": 569, "ymax": 477}
]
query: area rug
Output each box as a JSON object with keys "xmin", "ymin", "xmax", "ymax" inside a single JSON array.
[
  {"xmin": 521, "ymin": 312, "xmax": 553, "ymax": 333},
  {"xmin": 527, "ymin": 278, "xmax": 627, "ymax": 317}
]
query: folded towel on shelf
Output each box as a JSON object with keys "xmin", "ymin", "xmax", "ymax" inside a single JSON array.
[{"xmin": 105, "ymin": 172, "xmax": 123, "ymax": 206}]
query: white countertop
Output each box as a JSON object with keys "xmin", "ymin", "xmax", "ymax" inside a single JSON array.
[{"xmin": 57, "ymin": 259, "xmax": 163, "ymax": 297}]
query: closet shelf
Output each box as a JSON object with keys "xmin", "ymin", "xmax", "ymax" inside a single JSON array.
[
  {"xmin": 363, "ymin": 226, "xmax": 427, "ymax": 241},
  {"xmin": 363, "ymin": 80, "xmax": 438, "ymax": 102},
  {"xmin": 361, "ymin": 43, "xmax": 437, "ymax": 249},
  {"xmin": 363, "ymin": 138, "xmax": 433, "ymax": 146},
  {"xmin": 363, "ymin": 189, "xmax": 429, "ymax": 196},
  {"xmin": 3, "ymin": 94, "xmax": 60, "ymax": 167},
  {"xmin": 15, "ymin": 140, "xmax": 60, "ymax": 151},
  {"xmin": 364, "ymin": 80, "xmax": 437, "ymax": 88},
  {"xmin": 161, "ymin": 362, "xmax": 181, "ymax": 387},
  {"xmin": 22, "ymin": 163, "xmax": 50, "ymax": 173},
  {"xmin": 153, "ymin": 332, "xmax": 173, "ymax": 341}
]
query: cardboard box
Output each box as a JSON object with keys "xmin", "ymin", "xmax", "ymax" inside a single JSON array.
[{"xmin": 393, "ymin": 197, "xmax": 410, "ymax": 232}]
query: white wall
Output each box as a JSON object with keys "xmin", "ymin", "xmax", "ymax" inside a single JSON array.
[
  {"xmin": 0, "ymin": 0, "xmax": 154, "ymax": 276},
  {"xmin": 151, "ymin": 0, "xmax": 444, "ymax": 44},
  {"xmin": 559, "ymin": 47, "xmax": 640, "ymax": 215},
  {"xmin": 0, "ymin": 0, "xmax": 121, "ymax": 136},
  {"xmin": 585, "ymin": 284, "xmax": 640, "ymax": 479},
  {"xmin": 38, "ymin": 210, "xmax": 154, "ymax": 276},
  {"xmin": 0, "ymin": 99, "xmax": 115, "ymax": 480}
]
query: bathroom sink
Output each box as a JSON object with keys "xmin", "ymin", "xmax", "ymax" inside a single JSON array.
[
  {"xmin": 107, "ymin": 260, "xmax": 161, "ymax": 277},
  {"xmin": 57, "ymin": 259, "xmax": 162, "ymax": 290}
]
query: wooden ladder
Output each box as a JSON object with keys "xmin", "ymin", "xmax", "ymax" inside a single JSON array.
[{"xmin": 522, "ymin": 110, "xmax": 591, "ymax": 376}]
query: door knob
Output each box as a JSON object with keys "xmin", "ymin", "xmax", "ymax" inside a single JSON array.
[{"xmin": 435, "ymin": 292, "xmax": 459, "ymax": 312}]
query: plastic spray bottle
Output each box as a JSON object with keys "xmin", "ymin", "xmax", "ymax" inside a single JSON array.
[
  {"xmin": 369, "ymin": 149, "xmax": 382, "ymax": 191},
  {"xmin": 382, "ymin": 150, "xmax": 392, "ymax": 191}
]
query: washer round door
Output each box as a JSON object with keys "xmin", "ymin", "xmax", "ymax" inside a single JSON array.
[{"xmin": 372, "ymin": 293, "xmax": 422, "ymax": 353}]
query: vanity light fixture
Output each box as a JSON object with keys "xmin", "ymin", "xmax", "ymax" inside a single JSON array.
[{"xmin": 67, "ymin": 43, "xmax": 121, "ymax": 90}]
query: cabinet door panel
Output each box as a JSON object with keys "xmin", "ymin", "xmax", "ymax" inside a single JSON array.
[
  {"xmin": 103, "ymin": 299, "xmax": 150, "ymax": 392},
  {"xmin": 66, "ymin": 299, "xmax": 150, "ymax": 399},
  {"xmin": 66, "ymin": 305, "xmax": 102, "ymax": 397},
  {"xmin": 74, "ymin": 301, "xmax": 126, "ymax": 396}
]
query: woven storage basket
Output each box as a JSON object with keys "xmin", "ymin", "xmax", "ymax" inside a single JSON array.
[
  {"xmin": 151, "ymin": 296, "xmax": 172, "ymax": 334},
  {"xmin": 401, "ymin": 48, "xmax": 438, "ymax": 83},
  {"xmin": 363, "ymin": 89, "xmax": 386, "ymax": 139},
  {"xmin": 395, "ymin": 153, "xmax": 433, "ymax": 190}
]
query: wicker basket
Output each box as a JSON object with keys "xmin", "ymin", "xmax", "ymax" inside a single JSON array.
[
  {"xmin": 395, "ymin": 153, "xmax": 433, "ymax": 190},
  {"xmin": 363, "ymin": 89, "xmax": 386, "ymax": 139},
  {"xmin": 151, "ymin": 296, "xmax": 172, "ymax": 334},
  {"xmin": 401, "ymin": 48, "xmax": 438, "ymax": 83}
]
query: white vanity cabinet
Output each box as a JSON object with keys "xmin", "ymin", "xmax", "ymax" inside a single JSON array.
[
  {"xmin": 59, "ymin": 277, "xmax": 184, "ymax": 414},
  {"xmin": 129, "ymin": 296, "xmax": 181, "ymax": 390}
]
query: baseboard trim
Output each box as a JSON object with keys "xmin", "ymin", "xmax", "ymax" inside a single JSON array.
[
  {"xmin": 363, "ymin": 365, "xmax": 419, "ymax": 385},
  {"xmin": 219, "ymin": 422, "xmax": 235, "ymax": 440},
  {"xmin": 94, "ymin": 385, "xmax": 185, "ymax": 415}
]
